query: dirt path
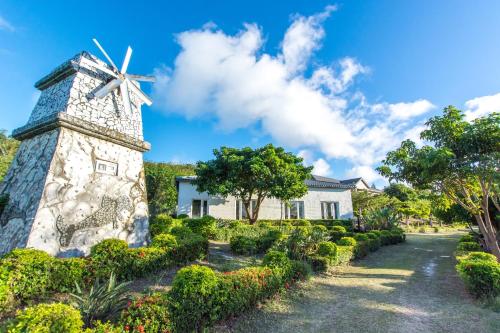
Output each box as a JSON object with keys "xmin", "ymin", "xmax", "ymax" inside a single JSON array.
[{"xmin": 215, "ymin": 233, "xmax": 500, "ymax": 333}]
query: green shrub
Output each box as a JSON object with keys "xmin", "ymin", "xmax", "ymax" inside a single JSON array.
[
  {"xmin": 151, "ymin": 233, "xmax": 178, "ymax": 249},
  {"xmin": 354, "ymin": 233, "xmax": 370, "ymax": 242},
  {"xmin": 464, "ymin": 252, "xmax": 498, "ymax": 263},
  {"xmin": 290, "ymin": 260, "xmax": 312, "ymax": 281},
  {"xmin": 370, "ymin": 230, "xmax": 381, "ymax": 237},
  {"xmin": 335, "ymin": 246, "xmax": 355, "ymax": 265},
  {"xmin": 354, "ymin": 241, "xmax": 370, "ymax": 259},
  {"xmin": 418, "ymin": 227, "xmax": 426, "ymax": 233},
  {"xmin": 459, "ymin": 234, "xmax": 476, "ymax": 243},
  {"xmin": 177, "ymin": 213, "xmax": 189, "ymax": 219},
  {"xmin": 456, "ymin": 259, "xmax": 500, "ymax": 298},
  {"xmin": 89, "ymin": 239, "xmax": 131, "ymax": 280},
  {"xmin": 173, "ymin": 233, "xmax": 209, "ymax": 263},
  {"xmin": 365, "ymin": 232, "xmax": 379, "ymax": 240},
  {"xmin": 262, "ymin": 250, "xmax": 291, "ymax": 271},
  {"xmin": 308, "ymin": 256, "xmax": 330, "ymax": 272},
  {"xmin": 183, "ymin": 215, "xmax": 217, "ymax": 238},
  {"xmin": 51, "ymin": 257, "xmax": 88, "ymax": 293},
  {"xmin": 85, "ymin": 321, "xmax": 123, "ymax": 333},
  {"xmin": 230, "ymin": 235, "xmax": 258, "ymax": 255},
  {"xmin": 257, "ymin": 229, "xmax": 283, "ymax": 253},
  {"xmin": 337, "ymin": 237, "xmax": 357, "ymax": 247},
  {"xmin": 331, "ymin": 225, "xmax": 347, "ymax": 233},
  {"xmin": 6, "ymin": 303, "xmax": 83, "ymax": 333},
  {"xmin": 433, "ymin": 227, "xmax": 439, "ymax": 233},
  {"xmin": 149, "ymin": 214, "xmax": 175, "ymax": 237},
  {"xmin": 290, "ymin": 219, "xmax": 311, "ymax": 227},
  {"xmin": 170, "ymin": 225, "xmax": 193, "ymax": 238},
  {"xmin": 0, "ymin": 249, "xmax": 54, "ymax": 305},
  {"xmin": 128, "ymin": 247, "xmax": 170, "ymax": 277},
  {"xmin": 379, "ymin": 230, "xmax": 392, "ymax": 245},
  {"xmin": 120, "ymin": 293, "xmax": 170, "ymax": 333},
  {"xmin": 168, "ymin": 265, "xmax": 219, "ymax": 332},
  {"xmin": 317, "ymin": 241, "xmax": 337, "ymax": 258},
  {"xmin": 457, "ymin": 241, "xmax": 482, "ymax": 252}
]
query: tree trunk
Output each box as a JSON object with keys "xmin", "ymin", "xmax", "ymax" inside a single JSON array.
[{"xmin": 474, "ymin": 214, "xmax": 500, "ymax": 261}]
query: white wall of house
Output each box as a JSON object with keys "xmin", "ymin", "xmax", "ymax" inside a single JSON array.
[{"xmin": 177, "ymin": 181, "xmax": 354, "ymax": 220}]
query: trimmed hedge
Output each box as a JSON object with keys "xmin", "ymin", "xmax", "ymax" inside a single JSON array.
[
  {"xmin": 3, "ymin": 303, "xmax": 84, "ymax": 333},
  {"xmin": 456, "ymin": 256, "xmax": 500, "ymax": 298},
  {"xmin": 0, "ymin": 233, "xmax": 208, "ymax": 313},
  {"xmin": 168, "ymin": 254, "xmax": 310, "ymax": 332}
]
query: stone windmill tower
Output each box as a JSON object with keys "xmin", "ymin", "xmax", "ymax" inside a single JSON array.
[{"xmin": 0, "ymin": 40, "xmax": 155, "ymax": 256}]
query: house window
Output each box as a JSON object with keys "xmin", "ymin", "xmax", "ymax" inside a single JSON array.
[
  {"xmin": 192, "ymin": 199, "xmax": 209, "ymax": 218},
  {"xmin": 236, "ymin": 199, "xmax": 257, "ymax": 220},
  {"xmin": 321, "ymin": 202, "xmax": 339, "ymax": 219},
  {"xmin": 285, "ymin": 201, "xmax": 305, "ymax": 219}
]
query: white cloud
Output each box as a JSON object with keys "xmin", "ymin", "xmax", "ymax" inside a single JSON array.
[
  {"xmin": 346, "ymin": 165, "xmax": 385, "ymax": 185},
  {"xmin": 0, "ymin": 16, "xmax": 14, "ymax": 32},
  {"xmin": 464, "ymin": 92, "xmax": 500, "ymax": 121},
  {"xmin": 312, "ymin": 158, "xmax": 331, "ymax": 176},
  {"xmin": 153, "ymin": 7, "xmax": 434, "ymax": 184},
  {"xmin": 373, "ymin": 99, "xmax": 435, "ymax": 120}
]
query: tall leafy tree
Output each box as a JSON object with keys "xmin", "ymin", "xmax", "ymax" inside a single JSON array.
[
  {"xmin": 0, "ymin": 131, "xmax": 19, "ymax": 183},
  {"xmin": 194, "ymin": 144, "xmax": 312, "ymax": 224},
  {"xmin": 145, "ymin": 162, "xmax": 195, "ymax": 216},
  {"xmin": 378, "ymin": 107, "xmax": 500, "ymax": 259}
]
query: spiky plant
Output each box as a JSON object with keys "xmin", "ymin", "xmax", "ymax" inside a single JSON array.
[{"xmin": 70, "ymin": 272, "xmax": 131, "ymax": 325}]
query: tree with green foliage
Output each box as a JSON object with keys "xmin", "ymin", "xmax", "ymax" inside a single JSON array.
[
  {"xmin": 351, "ymin": 190, "xmax": 399, "ymax": 229},
  {"xmin": 0, "ymin": 130, "xmax": 19, "ymax": 182},
  {"xmin": 144, "ymin": 162, "xmax": 195, "ymax": 216},
  {"xmin": 378, "ymin": 107, "xmax": 500, "ymax": 260},
  {"xmin": 194, "ymin": 144, "xmax": 312, "ymax": 224}
]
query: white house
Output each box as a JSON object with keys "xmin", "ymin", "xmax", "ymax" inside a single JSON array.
[
  {"xmin": 176, "ymin": 175, "xmax": 356, "ymax": 220},
  {"xmin": 341, "ymin": 177, "xmax": 383, "ymax": 194}
]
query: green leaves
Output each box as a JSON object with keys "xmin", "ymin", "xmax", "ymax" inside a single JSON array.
[
  {"xmin": 194, "ymin": 144, "xmax": 312, "ymax": 222},
  {"xmin": 0, "ymin": 130, "xmax": 19, "ymax": 182}
]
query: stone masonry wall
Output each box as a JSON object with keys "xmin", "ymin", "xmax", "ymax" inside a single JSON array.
[{"xmin": 0, "ymin": 129, "xmax": 61, "ymax": 255}]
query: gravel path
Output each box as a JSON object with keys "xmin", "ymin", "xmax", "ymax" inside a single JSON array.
[{"xmin": 215, "ymin": 233, "xmax": 500, "ymax": 333}]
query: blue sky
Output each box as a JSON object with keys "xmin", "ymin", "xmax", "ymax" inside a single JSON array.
[{"xmin": 1, "ymin": 1, "xmax": 500, "ymax": 187}]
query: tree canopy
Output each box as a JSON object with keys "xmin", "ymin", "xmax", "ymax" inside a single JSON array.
[
  {"xmin": 378, "ymin": 106, "xmax": 500, "ymax": 259},
  {"xmin": 145, "ymin": 162, "xmax": 195, "ymax": 217},
  {"xmin": 194, "ymin": 144, "xmax": 312, "ymax": 224}
]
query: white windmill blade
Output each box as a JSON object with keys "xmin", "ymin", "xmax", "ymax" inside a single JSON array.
[
  {"xmin": 121, "ymin": 46, "xmax": 133, "ymax": 74},
  {"xmin": 125, "ymin": 74, "xmax": 156, "ymax": 82},
  {"xmin": 120, "ymin": 80, "xmax": 132, "ymax": 114},
  {"xmin": 95, "ymin": 78, "xmax": 122, "ymax": 99},
  {"xmin": 92, "ymin": 38, "xmax": 119, "ymax": 71},
  {"xmin": 127, "ymin": 79, "xmax": 153, "ymax": 106},
  {"xmin": 81, "ymin": 57, "xmax": 118, "ymax": 78}
]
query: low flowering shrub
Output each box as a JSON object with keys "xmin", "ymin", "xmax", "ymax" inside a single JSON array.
[
  {"xmin": 4, "ymin": 303, "xmax": 84, "ymax": 333},
  {"xmin": 120, "ymin": 293, "xmax": 171, "ymax": 333}
]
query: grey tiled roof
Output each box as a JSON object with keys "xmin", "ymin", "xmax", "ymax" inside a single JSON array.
[{"xmin": 176, "ymin": 175, "xmax": 355, "ymax": 189}]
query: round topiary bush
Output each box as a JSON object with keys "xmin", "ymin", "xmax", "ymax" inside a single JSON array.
[
  {"xmin": 6, "ymin": 303, "xmax": 83, "ymax": 333},
  {"xmin": 317, "ymin": 241, "xmax": 337, "ymax": 258},
  {"xmin": 337, "ymin": 237, "xmax": 357, "ymax": 247},
  {"xmin": 331, "ymin": 226, "xmax": 347, "ymax": 233},
  {"xmin": 456, "ymin": 259, "xmax": 500, "ymax": 298},
  {"xmin": 169, "ymin": 265, "xmax": 219, "ymax": 332},
  {"xmin": 183, "ymin": 215, "xmax": 217, "ymax": 238},
  {"xmin": 291, "ymin": 219, "xmax": 311, "ymax": 227},
  {"xmin": 151, "ymin": 233, "xmax": 178, "ymax": 249}
]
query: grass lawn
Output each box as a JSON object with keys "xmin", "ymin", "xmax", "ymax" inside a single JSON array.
[{"xmin": 214, "ymin": 233, "xmax": 500, "ymax": 333}]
